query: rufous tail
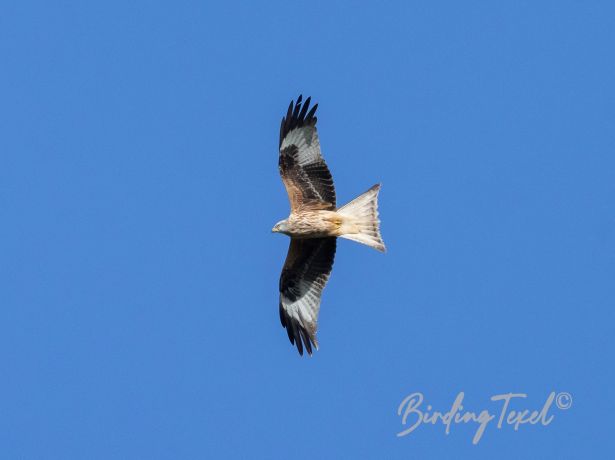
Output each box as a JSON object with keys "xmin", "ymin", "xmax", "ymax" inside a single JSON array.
[{"xmin": 336, "ymin": 184, "xmax": 386, "ymax": 252}]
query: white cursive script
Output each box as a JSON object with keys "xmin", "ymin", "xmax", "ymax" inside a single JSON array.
[{"xmin": 397, "ymin": 391, "xmax": 559, "ymax": 444}]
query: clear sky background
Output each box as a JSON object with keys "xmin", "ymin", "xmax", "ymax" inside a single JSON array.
[{"xmin": 1, "ymin": 1, "xmax": 613, "ymax": 458}]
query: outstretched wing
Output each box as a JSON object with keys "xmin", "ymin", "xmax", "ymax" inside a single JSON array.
[
  {"xmin": 279, "ymin": 95, "xmax": 336, "ymax": 211},
  {"xmin": 279, "ymin": 237, "xmax": 336, "ymax": 356}
]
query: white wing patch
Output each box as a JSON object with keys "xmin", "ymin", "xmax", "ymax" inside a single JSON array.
[
  {"xmin": 280, "ymin": 126, "xmax": 321, "ymax": 166},
  {"xmin": 279, "ymin": 236, "xmax": 336, "ymax": 356},
  {"xmin": 280, "ymin": 285, "xmax": 322, "ymax": 346}
]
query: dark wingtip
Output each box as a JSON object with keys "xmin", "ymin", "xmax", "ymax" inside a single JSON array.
[
  {"xmin": 279, "ymin": 304, "xmax": 317, "ymax": 357},
  {"xmin": 279, "ymin": 94, "xmax": 318, "ymax": 148}
]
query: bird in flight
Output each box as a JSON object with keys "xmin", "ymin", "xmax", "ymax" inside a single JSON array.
[{"xmin": 273, "ymin": 95, "xmax": 385, "ymax": 356}]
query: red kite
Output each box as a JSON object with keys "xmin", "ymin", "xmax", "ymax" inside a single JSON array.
[{"xmin": 273, "ymin": 95, "xmax": 385, "ymax": 356}]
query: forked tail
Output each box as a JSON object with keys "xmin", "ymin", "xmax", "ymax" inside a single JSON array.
[{"xmin": 336, "ymin": 184, "xmax": 386, "ymax": 252}]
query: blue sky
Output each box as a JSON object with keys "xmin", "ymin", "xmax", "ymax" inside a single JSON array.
[{"xmin": 1, "ymin": 1, "xmax": 613, "ymax": 458}]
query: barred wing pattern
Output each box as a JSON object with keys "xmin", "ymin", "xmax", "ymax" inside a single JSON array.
[
  {"xmin": 279, "ymin": 95, "xmax": 336, "ymax": 211},
  {"xmin": 279, "ymin": 237, "xmax": 336, "ymax": 356}
]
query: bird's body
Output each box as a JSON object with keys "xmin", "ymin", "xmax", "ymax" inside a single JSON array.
[
  {"xmin": 277, "ymin": 210, "xmax": 341, "ymax": 238},
  {"xmin": 273, "ymin": 95, "xmax": 385, "ymax": 356}
]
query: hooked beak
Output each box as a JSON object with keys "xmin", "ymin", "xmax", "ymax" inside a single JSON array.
[{"xmin": 271, "ymin": 226, "xmax": 278, "ymax": 233}]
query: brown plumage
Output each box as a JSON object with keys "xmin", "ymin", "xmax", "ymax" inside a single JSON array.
[{"xmin": 273, "ymin": 95, "xmax": 386, "ymax": 356}]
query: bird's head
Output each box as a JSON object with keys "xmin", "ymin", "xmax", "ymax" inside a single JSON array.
[{"xmin": 272, "ymin": 219, "xmax": 289, "ymax": 234}]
